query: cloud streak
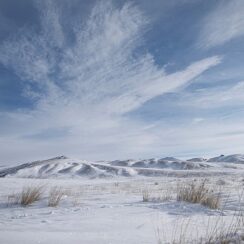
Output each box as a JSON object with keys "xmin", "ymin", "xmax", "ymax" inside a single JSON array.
[{"xmin": 175, "ymin": 81, "xmax": 244, "ymax": 110}]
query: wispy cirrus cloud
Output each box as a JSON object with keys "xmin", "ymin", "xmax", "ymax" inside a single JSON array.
[
  {"xmin": 198, "ymin": 0, "xmax": 244, "ymax": 49},
  {"xmin": 0, "ymin": 0, "xmax": 222, "ymax": 163},
  {"xmin": 197, "ymin": 81, "xmax": 244, "ymax": 108},
  {"xmin": 0, "ymin": 1, "xmax": 221, "ymax": 115},
  {"xmin": 177, "ymin": 81, "xmax": 244, "ymax": 109}
]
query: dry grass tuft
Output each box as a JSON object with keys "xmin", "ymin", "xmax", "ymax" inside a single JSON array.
[
  {"xmin": 142, "ymin": 187, "xmax": 173, "ymax": 203},
  {"xmin": 157, "ymin": 213, "xmax": 244, "ymax": 244},
  {"xmin": 48, "ymin": 186, "xmax": 65, "ymax": 207},
  {"xmin": 206, "ymin": 233, "xmax": 244, "ymax": 244},
  {"xmin": 20, "ymin": 186, "xmax": 43, "ymax": 206},
  {"xmin": 177, "ymin": 180, "xmax": 221, "ymax": 209},
  {"xmin": 142, "ymin": 189, "xmax": 149, "ymax": 202},
  {"xmin": 7, "ymin": 193, "xmax": 20, "ymax": 206}
]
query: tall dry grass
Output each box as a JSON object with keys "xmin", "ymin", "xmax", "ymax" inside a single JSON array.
[
  {"xmin": 156, "ymin": 182, "xmax": 244, "ymax": 244},
  {"xmin": 48, "ymin": 186, "xmax": 65, "ymax": 207},
  {"xmin": 156, "ymin": 215, "xmax": 244, "ymax": 244},
  {"xmin": 176, "ymin": 180, "xmax": 221, "ymax": 209},
  {"xmin": 20, "ymin": 186, "xmax": 43, "ymax": 206},
  {"xmin": 142, "ymin": 189, "xmax": 150, "ymax": 202}
]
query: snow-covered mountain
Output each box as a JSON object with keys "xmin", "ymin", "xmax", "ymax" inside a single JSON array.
[
  {"xmin": 1, "ymin": 154, "xmax": 244, "ymax": 179},
  {"xmin": 109, "ymin": 158, "xmax": 209, "ymax": 170},
  {"xmin": 187, "ymin": 157, "xmax": 207, "ymax": 162},
  {"xmin": 207, "ymin": 154, "xmax": 244, "ymax": 163},
  {"xmin": 0, "ymin": 156, "xmax": 211, "ymax": 179}
]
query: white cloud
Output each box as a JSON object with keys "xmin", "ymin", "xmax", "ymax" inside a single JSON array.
[
  {"xmin": 181, "ymin": 81, "xmax": 244, "ymax": 109},
  {"xmin": 0, "ymin": 1, "xmax": 222, "ymax": 163},
  {"xmin": 199, "ymin": 0, "xmax": 244, "ymax": 49}
]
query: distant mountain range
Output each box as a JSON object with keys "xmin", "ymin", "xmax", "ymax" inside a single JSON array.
[{"xmin": 0, "ymin": 154, "xmax": 244, "ymax": 179}]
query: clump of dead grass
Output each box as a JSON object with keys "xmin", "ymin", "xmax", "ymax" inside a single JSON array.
[
  {"xmin": 142, "ymin": 186, "xmax": 174, "ymax": 203},
  {"xmin": 177, "ymin": 180, "xmax": 221, "ymax": 209},
  {"xmin": 142, "ymin": 189, "xmax": 150, "ymax": 202},
  {"xmin": 48, "ymin": 186, "xmax": 65, "ymax": 207},
  {"xmin": 20, "ymin": 186, "xmax": 43, "ymax": 206},
  {"xmin": 7, "ymin": 193, "xmax": 20, "ymax": 206}
]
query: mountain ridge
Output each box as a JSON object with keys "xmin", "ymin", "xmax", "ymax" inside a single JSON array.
[{"xmin": 0, "ymin": 154, "xmax": 244, "ymax": 179}]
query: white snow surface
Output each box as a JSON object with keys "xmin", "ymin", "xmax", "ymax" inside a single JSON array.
[{"xmin": 1, "ymin": 155, "xmax": 244, "ymax": 243}]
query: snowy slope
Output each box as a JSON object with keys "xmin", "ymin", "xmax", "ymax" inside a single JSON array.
[
  {"xmin": 207, "ymin": 154, "xmax": 244, "ymax": 163},
  {"xmin": 0, "ymin": 157, "xmax": 123, "ymax": 179}
]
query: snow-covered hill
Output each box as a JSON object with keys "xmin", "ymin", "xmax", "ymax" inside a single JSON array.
[
  {"xmin": 1, "ymin": 154, "xmax": 244, "ymax": 179},
  {"xmin": 187, "ymin": 157, "xmax": 207, "ymax": 162},
  {"xmin": 207, "ymin": 154, "xmax": 244, "ymax": 163},
  {"xmin": 109, "ymin": 158, "xmax": 209, "ymax": 170},
  {"xmin": 0, "ymin": 156, "xmax": 213, "ymax": 179}
]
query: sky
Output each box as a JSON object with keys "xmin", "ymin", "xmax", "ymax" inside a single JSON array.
[{"xmin": 0, "ymin": 0, "xmax": 244, "ymax": 164}]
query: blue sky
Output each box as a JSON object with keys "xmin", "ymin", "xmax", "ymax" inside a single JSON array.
[{"xmin": 0, "ymin": 0, "xmax": 244, "ymax": 163}]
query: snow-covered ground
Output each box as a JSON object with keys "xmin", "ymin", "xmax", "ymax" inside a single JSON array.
[{"xmin": 1, "ymin": 155, "xmax": 244, "ymax": 244}]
